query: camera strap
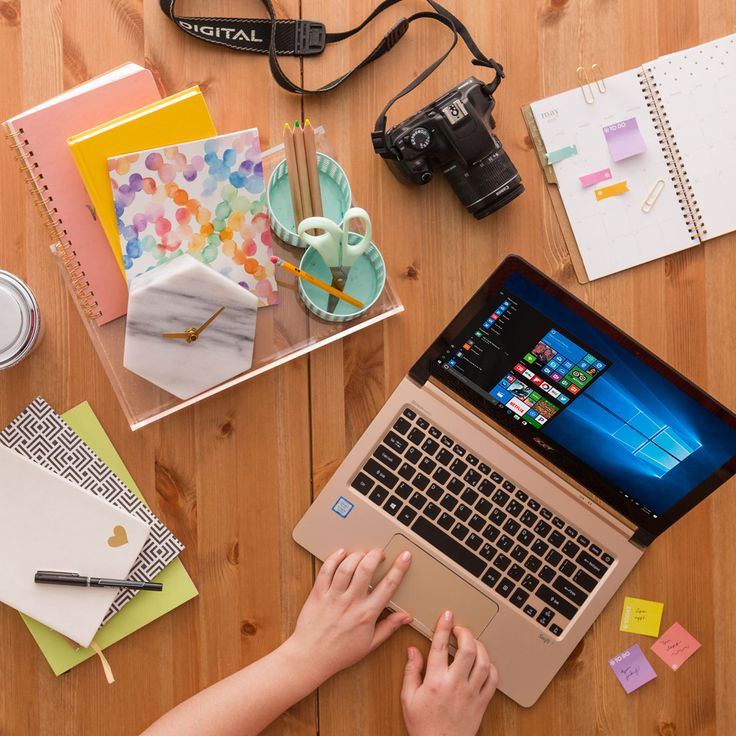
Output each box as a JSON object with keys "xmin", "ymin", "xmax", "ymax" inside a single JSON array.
[{"xmin": 159, "ymin": 0, "xmax": 503, "ymax": 101}]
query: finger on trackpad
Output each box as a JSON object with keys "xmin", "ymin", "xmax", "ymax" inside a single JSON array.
[{"xmin": 371, "ymin": 534, "xmax": 498, "ymax": 638}]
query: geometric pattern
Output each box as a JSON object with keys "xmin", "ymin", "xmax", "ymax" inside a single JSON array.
[{"xmin": 0, "ymin": 397, "xmax": 184, "ymax": 625}]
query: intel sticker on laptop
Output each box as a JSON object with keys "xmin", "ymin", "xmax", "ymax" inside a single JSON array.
[{"xmin": 332, "ymin": 496, "xmax": 354, "ymax": 519}]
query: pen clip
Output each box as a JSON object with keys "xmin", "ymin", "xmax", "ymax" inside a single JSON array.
[{"xmin": 35, "ymin": 570, "xmax": 81, "ymax": 577}]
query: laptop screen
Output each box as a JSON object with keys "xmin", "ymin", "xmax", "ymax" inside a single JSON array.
[{"xmin": 415, "ymin": 257, "xmax": 736, "ymax": 540}]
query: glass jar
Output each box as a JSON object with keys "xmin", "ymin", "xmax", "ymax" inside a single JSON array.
[{"xmin": 0, "ymin": 270, "xmax": 43, "ymax": 370}]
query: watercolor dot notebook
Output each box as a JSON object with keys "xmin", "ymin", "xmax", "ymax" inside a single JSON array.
[{"xmin": 108, "ymin": 129, "xmax": 278, "ymax": 307}]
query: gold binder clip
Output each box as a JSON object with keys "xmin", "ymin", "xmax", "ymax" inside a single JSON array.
[
  {"xmin": 642, "ymin": 179, "xmax": 665, "ymax": 213},
  {"xmin": 591, "ymin": 63, "xmax": 606, "ymax": 93},
  {"xmin": 577, "ymin": 66, "xmax": 595, "ymax": 104}
]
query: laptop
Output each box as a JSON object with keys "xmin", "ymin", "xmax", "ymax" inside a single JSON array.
[{"xmin": 293, "ymin": 255, "xmax": 736, "ymax": 706}]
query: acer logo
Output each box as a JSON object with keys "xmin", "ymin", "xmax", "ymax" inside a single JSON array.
[{"xmin": 179, "ymin": 21, "xmax": 264, "ymax": 43}]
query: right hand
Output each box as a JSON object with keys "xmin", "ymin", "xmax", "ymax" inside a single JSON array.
[{"xmin": 401, "ymin": 611, "xmax": 498, "ymax": 736}]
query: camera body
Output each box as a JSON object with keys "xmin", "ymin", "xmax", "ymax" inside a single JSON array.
[{"xmin": 373, "ymin": 77, "xmax": 524, "ymax": 219}]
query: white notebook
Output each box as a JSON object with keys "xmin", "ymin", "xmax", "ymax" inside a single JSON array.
[
  {"xmin": 529, "ymin": 34, "xmax": 736, "ymax": 281},
  {"xmin": 0, "ymin": 446, "xmax": 149, "ymax": 647}
]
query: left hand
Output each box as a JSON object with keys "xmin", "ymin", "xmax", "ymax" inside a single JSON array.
[{"xmin": 285, "ymin": 548, "xmax": 413, "ymax": 684}]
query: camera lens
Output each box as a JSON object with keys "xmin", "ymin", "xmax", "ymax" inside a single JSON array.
[{"xmin": 442, "ymin": 137, "xmax": 524, "ymax": 219}]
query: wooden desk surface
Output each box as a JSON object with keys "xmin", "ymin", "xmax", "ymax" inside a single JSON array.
[{"xmin": 1, "ymin": 1, "xmax": 735, "ymax": 734}]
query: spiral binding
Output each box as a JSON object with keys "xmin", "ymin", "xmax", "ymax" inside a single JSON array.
[
  {"xmin": 637, "ymin": 68, "xmax": 707, "ymax": 242},
  {"xmin": 2, "ymin": 123, "xmax": 102, "ymax": 319}
]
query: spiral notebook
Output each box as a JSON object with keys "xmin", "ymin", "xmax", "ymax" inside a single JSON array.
[
  {"xmin": 2, "ymin": 64, "xmax": 161, "ymax": 323},
  {"xmin": 523, "ymin": 34, "xmax": 736, "ymax": 282}
]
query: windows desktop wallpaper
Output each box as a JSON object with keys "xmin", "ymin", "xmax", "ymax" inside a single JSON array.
[{"xmin": 505, "ymin": 272, "xmax": 736, "ymax": 516}]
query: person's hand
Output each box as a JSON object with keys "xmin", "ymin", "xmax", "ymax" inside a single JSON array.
[
  {"xmin": 285, "ymin": 548, "xmax": 413, "ymax": 685},
  {"xmin": 401, "ymin": 610, "xmax": 498, "ymax": 736}
]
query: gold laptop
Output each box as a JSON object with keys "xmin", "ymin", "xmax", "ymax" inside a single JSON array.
[{"xmin": 294, "ymin": 255, "xmax": 736, "ymax": 707}]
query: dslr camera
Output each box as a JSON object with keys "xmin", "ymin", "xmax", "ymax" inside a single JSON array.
[{"xmin": 373, "ymin": 77, "xmax": 524, "ymax": 219}]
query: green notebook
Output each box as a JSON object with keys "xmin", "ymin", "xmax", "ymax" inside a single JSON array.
[{"xmin": 21, "ymin": 401, "xmax": 198, "ymax": 675}]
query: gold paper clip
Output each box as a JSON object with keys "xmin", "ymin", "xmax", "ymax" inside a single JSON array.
[
  {"xmin": 642, "ymin": 179, "xmax": 665, "ymax": 212},
  {"xmin": 577, "ymin": 66, "xmax": 594, "ymax": 104},
  {"xmin": 591, "ymin": 63, "xmax": 606, "ymax": 93}
]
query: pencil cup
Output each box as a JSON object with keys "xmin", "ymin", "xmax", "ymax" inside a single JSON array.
[
  {"xmin": 298, "ymin": 238, "xmax": 386, "ymax": 323},
  {"xmin": 267, "ymin": 153, "xmax": 352, "ymax": 247}
]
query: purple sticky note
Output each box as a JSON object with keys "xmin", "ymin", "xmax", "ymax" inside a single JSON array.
[
  {"xmin": 608, "ymin": 644, "xmax": 657, "ymax": 694},
  {"xmin": 603, "ymin": 118, "xmax": 647, "ymax": 162}
]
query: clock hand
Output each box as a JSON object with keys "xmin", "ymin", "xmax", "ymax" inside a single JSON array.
[
  {"xmin": 161, "ymin": 327, "xmax": 199, "ymax": 343},
  {"xmin": 195, "ymin": 306, "xmax": 225, "ymax": 336},
  {"xmin": 161, "ymin": 331, "xmax": 192, "ymax": 339},
  {"xmin": 159, "ymin": 307, "xmax": 224, "ymax": 344}
]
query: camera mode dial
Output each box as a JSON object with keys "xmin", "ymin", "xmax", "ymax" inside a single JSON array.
[{"xmin": 408, "ymin": 127, "xmax": 431, "ymax": 150}]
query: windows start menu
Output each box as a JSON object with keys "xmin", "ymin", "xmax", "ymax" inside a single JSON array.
[{"xmin": 438, "ymin": 290, "xmax": 609, "ymax": 429}]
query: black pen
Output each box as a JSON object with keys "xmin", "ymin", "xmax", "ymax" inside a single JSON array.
[{"xmin": 34, "ymin": 570, "xmax": 163, "ymax": 592}]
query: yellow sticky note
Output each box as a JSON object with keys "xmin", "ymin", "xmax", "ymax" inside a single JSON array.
[
  {"xmin": 620, "ymin": 596, "xmax": 664, "ymax": 637},
  {"xmin": 595, "ymin": 180, "xmax": 629, "ymax": 200}
]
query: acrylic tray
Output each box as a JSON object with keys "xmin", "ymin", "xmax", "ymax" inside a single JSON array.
[{"xmin": 56, "ymin": 127, "xmax": 404, "ymax": 430}]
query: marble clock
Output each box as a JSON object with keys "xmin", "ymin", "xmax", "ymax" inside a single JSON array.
[{"xmin": 123, "ymin": 255, "xmax": 259, "ymax": 399}]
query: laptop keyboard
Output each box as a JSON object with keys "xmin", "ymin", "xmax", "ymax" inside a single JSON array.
[{"xmin": 350, "ymin": 406, "xmax": 617, "ymax": 638}]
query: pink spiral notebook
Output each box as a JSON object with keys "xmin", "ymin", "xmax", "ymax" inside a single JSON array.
[{"xmin": 3, "ymin": 64, "xmax": 161, "ymax": 324}]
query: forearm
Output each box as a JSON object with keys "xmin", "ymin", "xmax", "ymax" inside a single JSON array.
[{"xmin": 141, "ymin": 637, "xmax": 328, "ymax": 736}]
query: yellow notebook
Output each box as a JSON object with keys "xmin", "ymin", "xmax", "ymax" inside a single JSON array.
[{"xmin": 68, "ymin": 87, "xmax": 216, "ymax": 275}]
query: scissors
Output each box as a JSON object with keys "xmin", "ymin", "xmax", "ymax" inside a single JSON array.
[{"xmin": 297, "ymin": 207, "xmax": 372, "ymax": 313}]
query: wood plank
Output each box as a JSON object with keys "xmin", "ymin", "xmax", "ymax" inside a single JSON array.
[{"xmin": 0, "ymin": 1, "xmax": 314, "ymax": 735}]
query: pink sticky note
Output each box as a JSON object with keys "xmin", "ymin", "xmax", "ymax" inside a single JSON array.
[
  {"xmin": 603, "ymin": 118, "xmax": 647, "ymax": 162},
  {"xmin": 608, "ymin": 644, "xmax": 657, "ymax": 694},
  {"xmin": 580, "ymin": 168, "xmax": 613, "ymax": 188},
  {"xmin": 651, "ymin": 623, "xmax": 701, "ymax": 671}
]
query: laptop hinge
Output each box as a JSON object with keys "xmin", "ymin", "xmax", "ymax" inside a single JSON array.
[{"xmin": 630, "ymin": 527, "xmax": 654, "ymax": 549}]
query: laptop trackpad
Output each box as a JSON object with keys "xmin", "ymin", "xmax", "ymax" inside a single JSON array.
[{"xmin": 372, "ymin": 534, "xmax": 499, "ymax": 639}]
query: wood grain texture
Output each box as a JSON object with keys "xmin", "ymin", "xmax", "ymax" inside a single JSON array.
[{"xmin": 0, "ymin": 1, "xmax": 735, "ymax": 734}]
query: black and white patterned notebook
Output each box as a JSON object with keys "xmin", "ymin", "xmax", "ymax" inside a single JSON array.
[{"xmin": 0, "ymin": 397, "xmax": 184, "ymax": 624}]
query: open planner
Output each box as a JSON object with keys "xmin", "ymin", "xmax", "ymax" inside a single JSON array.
[{"xmin": 524, "ymin": 34, "xmax": 736, "ymax": 282}]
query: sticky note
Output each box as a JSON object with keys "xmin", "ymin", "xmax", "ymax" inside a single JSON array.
[
  {"xmin": 609, "ymin": 644, "xmax": 657, "ymax": 694},
  {"xmin": 620, "ymin": 596, "xmax": 664, "ymax": 637},
  {"xmin": 651, "ymin": 623, "xmax": 701, "ymax": 671},
  {"xmin": 603, "ymin": 117, "xmax": 646, "ymax": 161},
  {"xmin": 595, "ymin": 180, "xmax": 629, "ymax": 201},
  {"xmin": 546, "ymin": 144, "xmax": 578, "ymax": 164},
  {"xmin": 579, "ymin": 168, "xmax": 612, "ymax": 188}
]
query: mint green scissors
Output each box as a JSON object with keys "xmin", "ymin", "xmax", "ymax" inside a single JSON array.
[{"xmin": 297, "ymin": 208, "xmax": 372, "ymax": 312}]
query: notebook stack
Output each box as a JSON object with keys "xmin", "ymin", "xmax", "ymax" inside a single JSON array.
[
  {"xmin": 0, "ymin": 397, "xmax": 198, "ymax": 676},
  {"xmin": 3, "ymin": 63, "xmax": 277, "ymax": 322}
]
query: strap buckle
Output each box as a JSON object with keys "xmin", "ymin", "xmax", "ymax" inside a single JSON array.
[
  {"xmin": 385, "ymin": 18, "xmax": 409, "ymax": 50},
  {"xmin": 371, "ymin": 131, "xmax": 391, "ymax": 157},
  {"xmin": 295, "ymin": 20, "xmax": 326, "ymax": 56}
]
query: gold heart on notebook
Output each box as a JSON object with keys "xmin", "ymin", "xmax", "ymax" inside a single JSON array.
[{"xmin": 107, "ymin": 525, "xmax": 128, "ymax": 548}]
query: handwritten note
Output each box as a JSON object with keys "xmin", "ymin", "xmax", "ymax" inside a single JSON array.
[
  {"xmin": 620, "ymin": 596, "xmax": 664, "ymax": 637},
  {"xmin": 651, "ymin": 622, "xmax": 701, "ymax": 671},
  {"xmin": 609, "ymin": 644, "xmax": 657, "ymax": 694},
  {"xmin": 603, "ymin": 117, "xmax": 647, "ymax": 161}
]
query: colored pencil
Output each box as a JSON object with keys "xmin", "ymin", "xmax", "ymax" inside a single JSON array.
[
  {"xmin": 303, "ymin": 119, "xmax": 323, "ymax": 217},
  {"xmin": 293, "ymin": 120, "xmax": 313, "ymax": 223},
  {"xmin": 271, "ymin": 257, "xmax": 364, "ymax": 309},
  {"xmin": 282, "ymin": 122, "xmax": 303, "ymax": 226}
]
